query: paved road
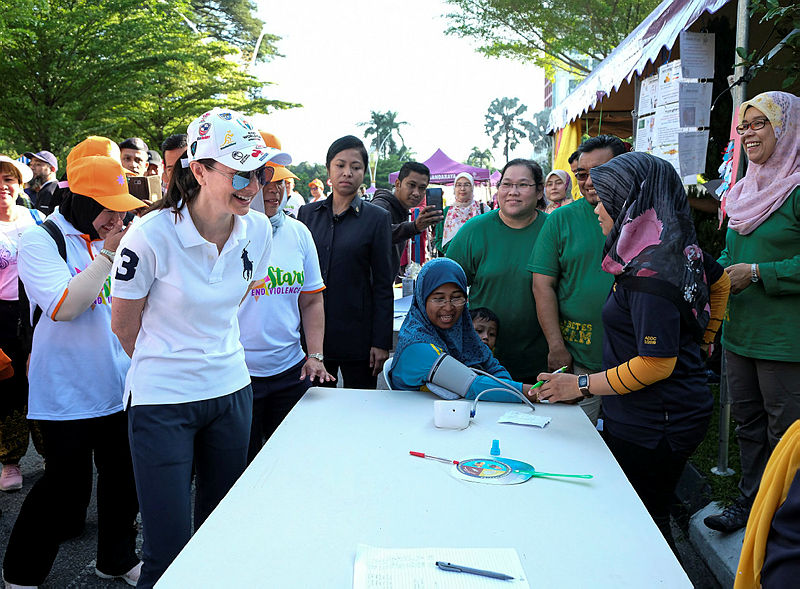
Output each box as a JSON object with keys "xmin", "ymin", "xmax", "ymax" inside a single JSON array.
[{"xmin": 0, "ymin": 442, "xmax": 144, "ymax": 588}]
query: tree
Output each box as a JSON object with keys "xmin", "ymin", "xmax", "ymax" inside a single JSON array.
[
  {"xmin": 736, "ymin": 0, "xmax": 800, "ymax": 91},
  {"xmin": 466, "ymin": 147, "xmax": 493, "ymax": 169},
  {"xmin": 289, "ymin": 162, "xmax": 329, "ymax": 198},
  {"xmin": 484, "ymin": 98, "xmax": 534, "ymax": 160},
  {"xmin": 444, "ymin": 0, "xmax": 660, "ymax": 75},
  {"xmin": 0, "ymin": 0, "xmax": 295, "ymax": 159},
  {"xmin": 190, "ymin": 0, "xmax": 281, "ymax": 63},
  {"xmin": 358, "ymin": 110, "xmax": 408, "ymax": 158},
  {"xmin": 527, "ymin": 108, "xmax": 552, "ymax": 172}
]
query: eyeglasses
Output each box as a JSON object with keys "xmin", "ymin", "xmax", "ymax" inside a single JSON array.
[
  {"xmin": 454, "ymin": 182, "xmax": 472, "ymax": 189},
  {"xmin": 428, "ymin": 295, "xmax": 467, "ymax": 308},
  {"xmin": 735, "ymin": 118, "xmax": 770, "ymax": 135},
  {"xmin": 498, "ymin": 181, "xmax": 537, "ymax": 191},
  {"xmin": 574, "ymin": 171, "xmax": 590, "ymax": 181},
  {"xmin": 206, "ymin": 164, "xmax": 273, "ymax": 190}
]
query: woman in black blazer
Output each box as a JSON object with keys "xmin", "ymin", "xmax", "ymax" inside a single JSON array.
[{"xmin": 298, "ymin": 136, "xmax": 393, "ymax": 388}]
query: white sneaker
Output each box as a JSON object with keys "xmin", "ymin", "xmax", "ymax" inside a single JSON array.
[{"xmin": 95, "ymin": 561, "xmax": 142, "ymax": 587}]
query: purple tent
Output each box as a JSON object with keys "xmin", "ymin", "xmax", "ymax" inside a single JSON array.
[{"xmin": 388, "ymin": 148, "xmax": 491, "ymax": 185}]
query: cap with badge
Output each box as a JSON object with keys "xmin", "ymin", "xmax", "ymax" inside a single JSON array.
[
  {"xmin": 23, "ymin": 150, "xmax": 58, "ymax": 172},
  {"xmin": 68, "ymin": 156, "xmax": 147, "ymax": 211},
  {"xmin": 309, "ymin": 178, "xmax": 324, "ymax": 189},
  {"xmin": 0, "ymin": 156, "xmax": 33, "ymax": 184},
  {"xmin": 186, "ymin": 108, "xmax": 291, "ymax": 172}
]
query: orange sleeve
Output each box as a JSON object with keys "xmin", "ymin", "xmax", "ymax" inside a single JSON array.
[
  {"xmin": 605, "ymin": 356, "xmax": 677, "ymax": 395},
  {"xmin": 704, "ymin": 271, "xmax": 730, "ymax": 344}
]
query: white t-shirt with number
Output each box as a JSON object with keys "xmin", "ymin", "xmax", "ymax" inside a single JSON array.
[
  {"xmin": 238, "ymin": 216, "xmax": 325, "ymax": 377},
  {"xmin": 0, "ymin": 206, "xmax": 43, "ymax": 300},
  {"xmin": 18, "ymin": 211, "xmax": 129, "ymax": 420},
  {"xmin": 112, "ymin": 207, "xmax": 272, "ymax": 407}
]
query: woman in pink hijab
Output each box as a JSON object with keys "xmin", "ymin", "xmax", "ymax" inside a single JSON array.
[
  {"xmin": 704, "ymin": 91, "xmax": 800, "ymax": 535},
  {"xmin": 434, "ymin": 172, "xmax": 482, "ymax": 255},
  {"xmin": 543, "ymin": 169, "xmax": 573, "ymax": 213}
]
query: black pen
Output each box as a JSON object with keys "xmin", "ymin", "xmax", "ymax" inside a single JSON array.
[{"xmin": 435, "ymin": 561, "xmax": 515, "ymax": 581}]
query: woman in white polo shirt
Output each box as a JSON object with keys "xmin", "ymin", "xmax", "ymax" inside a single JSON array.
[
  {"xmin": 4, "ymin": 153, "xmax": 146, "ymax": 588},
  {"xmin": 111, "ymin": 108, "xmax": 290, "ymax": 589},
  {"xmin": 240, "ymin": 132, "xmax": 333, "ymax": 462}
]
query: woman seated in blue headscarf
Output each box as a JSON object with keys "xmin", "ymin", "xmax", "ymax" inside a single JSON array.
[{"xmin": 388, "ymin": 258, "xmax": 533, "ymax": 401}]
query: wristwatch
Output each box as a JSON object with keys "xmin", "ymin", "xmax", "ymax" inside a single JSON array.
[
  {"xmin": 308, "ymin": 353, "xmax": 324, "ymax": 362},
  {"xmin": 577, "ymin": 374, "xmax": 592, "ymax": 398},
  {"xmin": 750, "ymin": 263, "xmax": 760, "ymax": 283}
]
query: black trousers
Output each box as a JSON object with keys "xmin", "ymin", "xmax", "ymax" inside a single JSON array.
[
  {"xmin": 2, "ymin": 412, "xmax": 139, "ymax": 586},
  {"xmin": 604, "ymin": 432, "xmax": 690, "ymax": 551},
  {"xmin": 247, "ymin": 360, "xmax": 311, "ymax": 463},
  {"xmin": 128, "ymin": 386, "xmax": 252, "ymax": 589},
  {"xmin": 322, "ymin": 358, "xmax": 377, "ymax": 390}
]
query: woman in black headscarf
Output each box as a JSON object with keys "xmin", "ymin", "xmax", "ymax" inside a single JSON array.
[{"xmin": 536, "ymin": 152, "xmax": 731, "ymax": 550}]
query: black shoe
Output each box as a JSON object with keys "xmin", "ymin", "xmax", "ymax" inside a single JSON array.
[{"xmin": 704, "ymin": 496, "xmax": 750, "ymax": 533}]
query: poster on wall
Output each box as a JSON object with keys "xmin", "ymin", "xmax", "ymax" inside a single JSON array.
[
  {"xmin": 638, "ymin": 75, "xmax": 659, "ymax": 115},
  {"xmin": 679, "ymin": 131, "xmax": 710, "ymax": 177},
  {"xmin": 635, "ymin": 115, "xmax": 656, "ymax": 153},
  {"xmin": 680, "ymin": 31, "xmax": 715, "ymax": 79},
  {"xmin": 679, "ymin": 82, "xmax": 713, "ymax": 127},
  {"xmin": 657, "ymin": 61, "xmax": 682, "ymax": 106}
]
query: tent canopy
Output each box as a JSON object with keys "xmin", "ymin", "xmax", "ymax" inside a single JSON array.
[
  {"xmin": 388, "ymin": 148, "xmax": 491, "ymax": 185},
  {"xmin": 548, "ymin": 0, "xmax": 731, "ymax": 132}
]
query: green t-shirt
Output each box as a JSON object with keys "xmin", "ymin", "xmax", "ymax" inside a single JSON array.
[
  {"xmin": 526, "ymin": 198, "xmax": 614, "ymax": 372},
  {"xmin": 718, "ymin": 186, "xmax": 800, "ymax": 362},
  {"xmin": 446, "ymin": 209, "xmax": 548, "ymax": 381}
]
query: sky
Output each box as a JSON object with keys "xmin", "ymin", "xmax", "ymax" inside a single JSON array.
[{"xmin": 251, "ymin": 0, "xmax": 545, "ymax": 169}]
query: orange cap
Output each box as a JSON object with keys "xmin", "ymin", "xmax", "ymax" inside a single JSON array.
[
  {"xmin": 259, "ymin": 131, "xmax": 298, "ymax": 181},
  {"xmin": 66, "ymin": 136, "xmax": 121, "ymax": 173},
  {"xmin": 309, "ymin": 178, "xmax": 324, "ymax": 189},
  {"xmin": 68, "ymin": 156, "xmax": 147, "ymax": 211}
]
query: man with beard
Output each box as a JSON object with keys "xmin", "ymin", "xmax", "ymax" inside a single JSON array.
[
  {"xmin": 372, "ymin": 162, "xmax": 442, "ymax": 279},
  {"xmin": 23, "ymin": 150, "xmax": 59, "ymax": 214}
]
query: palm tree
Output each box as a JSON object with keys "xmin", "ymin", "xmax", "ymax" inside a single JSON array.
[
  {"xmin": 466, "ymin": 146, "xmax": 493, "ymax": 169},
  {"xmin": 484, "ymin": 97, "xmax": 534, "ymax": 160},
  {"xmin": 358, "ymin": 110, "xmax": 408, "ymax": 158}
]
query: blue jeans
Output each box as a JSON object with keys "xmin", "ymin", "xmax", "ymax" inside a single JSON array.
[{"xmin": 127, "ymin": 385, "xmax": 252, "ymax": 589}]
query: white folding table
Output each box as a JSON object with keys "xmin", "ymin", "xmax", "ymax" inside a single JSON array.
[{"xmin": 157, "ymin": 387, "xmax": 691, "ymax": 587}]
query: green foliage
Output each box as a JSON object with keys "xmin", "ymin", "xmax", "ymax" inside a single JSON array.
[
  {"xmin": 738, "ymin": 0, "xmax": 800, "ymax": 91},
  {"xmin": 289, "ymin": 161, "xmax": 329, "ymax": 198},
  {"xmin": 189, "ymin": 0, "xmax": 280, "ymax": 63},
  {"xmin": 374, "ymin": 151, "xmax": 415, "ymax": 190},
  {"xmin": 358, "ymin": 110, "xmax": 409, "ymax": 158},
  {"xmin": 444, "ymin": 0, "xmax": 660, "ymax": 75},
  {"xmin": 484, "ymin": 97, "xmax": 534, "ymax": 160},
  {"xmin": 466, "ymin": 146, "xmax": 493, "ymax": 169},
  {"xmin": 0, "ymin": 0, "xmax": 295, "ymax": 159}
]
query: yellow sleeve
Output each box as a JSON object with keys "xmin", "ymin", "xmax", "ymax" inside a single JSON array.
[
  {"xmin": 704, "ymin": 271, "xmax": 730, "ymax": 344},
  {"xmin": 605, "ymin": 356, "xmax": 678, "ymax": 395}
]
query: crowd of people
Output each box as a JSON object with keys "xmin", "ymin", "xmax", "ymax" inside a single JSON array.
[{"xmin": 0, "ymin": 90, "xmax": 797, "ymax": 587}]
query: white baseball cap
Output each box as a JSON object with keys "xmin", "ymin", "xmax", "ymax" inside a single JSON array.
[
  {"xmin": 0, "ymin": 155, "xmax": 33, "ymax": 183},
  {"xmin": 186, "ymin": 108, "xmax": 291, "ymax": 172}
]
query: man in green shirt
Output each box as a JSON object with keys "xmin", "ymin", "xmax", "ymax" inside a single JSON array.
[
  {"xmin": 447, "ymin": 159, "xmax": 548, "ymax": 383},
  {"xmin": 529, "ymin": 135, "xmax": 626, "ymax": 423}
]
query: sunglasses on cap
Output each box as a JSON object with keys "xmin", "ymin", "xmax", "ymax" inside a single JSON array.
[{"xmin": 205, "ymin": 164, "xmax": 274, "ymax": 190}]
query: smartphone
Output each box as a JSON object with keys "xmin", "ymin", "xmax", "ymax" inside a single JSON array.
[
  {"xmin": 426, "ymin": 187, "xmax": 443, "ymax": 212},
  {"xmin": 127, "ymin": 175, "xmax": 161, "ymax": 204}
]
